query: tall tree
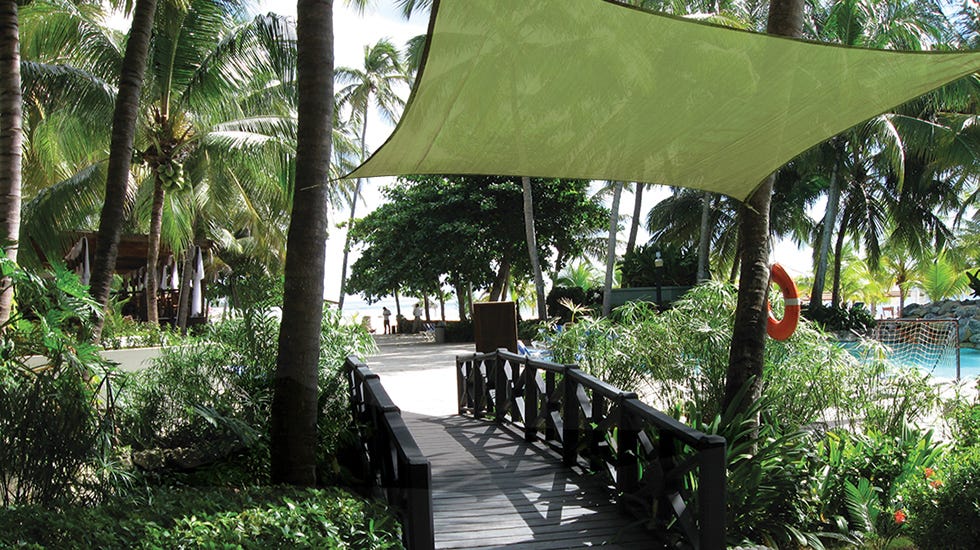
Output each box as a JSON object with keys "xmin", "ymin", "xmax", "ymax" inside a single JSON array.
[
  {"xmin": 0, "ymin": 0, "xmax": 21, "ymax": 324},
  {"xmin": 522, "ymin": 176, "xmax": 546, "ymax": 319},
  {"xmin": 270, "ymin": 0, "xmax": 333, "ymax": 486},
  {"xmin": 601, "ymin": 181, "xmax": 623, "ymax": 316},
  {"xmin": 723, "ymin": 0, "xmax": 804, "ymax": 414},
  {"xmin": 88, "ymin": 0, "xmax": 157, "ymax": 337},
  {"xmin": 334, "ymin": 38, "xmax": 406, "ymax": 310},
  {"xmin": 625, "ymin": 182, "xmax": 644, "ymax": 255}
]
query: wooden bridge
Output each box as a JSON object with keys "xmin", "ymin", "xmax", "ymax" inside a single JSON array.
[{"xmin": 345, "ymin": 350, "xmax": 727, "ymax": 550}]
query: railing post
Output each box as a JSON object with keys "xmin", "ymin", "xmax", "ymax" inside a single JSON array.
[
  {"xmin": 562, "ymin": 365, "xmax": 580, "ymax": 467},
  {"xmin": 403, "ymin": 460, "xmax": 435, "ymax": 550},
  {"xmin": 698, "ymin": 435, "xmax": 727, "ymax": 550},
  {"xmin": 456, "ymin": 356, "xmax": 466, "ymax": 415},
  {"xmin": 589, "ymin": 390, "xmax": 607, "ymax": 471},
  {"xmin": 524, "ymin": 362, "xmax": 538, "ymax": 442},
  {"xmin": 495, "ymin": 350, "xmax": 508, "ymax": 423},
  {"xmin": 616, "ymin": 396, "xmax": 640, "ymax": 508},
  {"xmin": 473, "ymin": 357, "xmax": 486, "ymax": 418}
]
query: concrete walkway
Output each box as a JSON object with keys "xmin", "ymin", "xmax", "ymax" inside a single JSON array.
[{"xmin": 365, "ymin": 333, "xmax": 474, "ymax": 416}]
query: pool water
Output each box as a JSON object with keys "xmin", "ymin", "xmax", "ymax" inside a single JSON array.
[{"xmin": 841, "ymin": 342, "xmax": 980, "ymax": 380}]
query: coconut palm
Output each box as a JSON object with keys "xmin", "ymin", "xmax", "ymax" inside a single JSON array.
[
  {"xmin": 270, "ymin": 0, "xmax": 336, "ymax": 488},
  {"xmin": 916, "ymin": 251, "xmax": 968, "ymax": 302},
  {"xmin": 0, "ymin": 0, "xmax": 22, "ymax": 324},
  {"xmin": 334, "ymin": 38, "xmax": 408, "ymax": 310}
]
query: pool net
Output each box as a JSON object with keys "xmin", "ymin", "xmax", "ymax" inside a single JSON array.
[{"xmin": 869, "ymin": 319, "xmax": 960, "ymax": 378}]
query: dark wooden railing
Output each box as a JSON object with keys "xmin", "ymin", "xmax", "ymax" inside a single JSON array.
[
  {"xmin": 456, "ymin": 349, "xmax": 726, "ymax": 550},
  {"xmin": 344, "ymin": 357, "xmax": 434, "ymax": 550}
]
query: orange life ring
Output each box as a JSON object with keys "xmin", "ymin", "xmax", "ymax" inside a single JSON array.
[{"xmin": 766, "ymin": 263, "xmax": 800, "ymax": 341}]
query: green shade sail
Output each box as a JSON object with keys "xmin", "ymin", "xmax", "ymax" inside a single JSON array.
[{"xmin": 348, "ymin": 0, "xmax": 980, "ymax": 201}]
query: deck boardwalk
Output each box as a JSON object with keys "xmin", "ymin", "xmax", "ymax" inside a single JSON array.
[{"xmin": 403, "ymin": 412, "xmax": 654, "ymax": 549}]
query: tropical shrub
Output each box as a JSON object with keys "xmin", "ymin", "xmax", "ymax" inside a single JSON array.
[
  {"xmin": 550, "ymin": 282, "xmax": 867, "ymax": 428},
  {"xmin": 812, "ymin": 425, "xmax": 944, "ymax": 544},
  {"xmin": 692, "ymin": 391, "xmax": 823, "ymax": 549},
  {"xmin": 619, "ymin": 242, "xmax": 698, "ymax": 287},
  {"xmin": 545, "ymin": 285, "xmax": 601, "ymax": 323},
  {"xmin": 0, "ymin": 486, "xmax": 402, "ymax": 549},
  {"xmin": 0, "ymin": 260, "xmax": 123, "ymax": 507},
  {"xmin": 899, "ymin": 446, "xmax": 980, "ymax": 549},
  {"xmin": 943, "ymin": 378, "xmax": 980, "ymax": 449},
  {"xmin": 802, "ymin": 303, "xmax": 875, "ymax": 333},
  {"xmin": 442, "ymin": 319, "xmax": 473, "ymax": 342},
  {"xmin": 116, "ymin": 308, "xmax": 376, "ymax": 480}
]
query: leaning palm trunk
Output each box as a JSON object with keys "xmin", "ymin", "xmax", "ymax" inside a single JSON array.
[
  {"xmin": 270, "ymin": 0, "xmax": 333, "ymax": 486},
  {"xmin": 89, "ymin": 0, "xmax": 158, "ymax": 339},
  {"xmin": 522, "ymin": 177, "xmax": 546, "ymax": 320},
  {"xmin": 601, "ymin": 181, "xmax": 623, "ymax": 316},
  {"xmin": 697, "ymin": 191, "xmax": 711, "ymax": 282},
  {"xmin": 338, "ymin": 101, "xmax": 370, "ymax": 311},
  {"xmin": 810, "ymin": 163, "xmax": 840, "ymax": 308},
  {"xmin": 724, "ymin": 0, "xmax": 804, "ymax": 417},
  {"xmin": 0, "ymin": 0, "xmax": 22, "ymax": 325},
  {"xmin": 144, "ymin": 178, "xmax": 165, "ymax": 324},
  {"xmin": 626, "ymin": 182, "xmax": 643, "ymax": 255}
]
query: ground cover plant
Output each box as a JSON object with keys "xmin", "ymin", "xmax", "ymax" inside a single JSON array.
[
  {"xmin": 545, "ymin": 281, "xmax": 977, "ymax": 548},
  {"xmin": 0, "ymin": 486, "xmax": 402, "ymax": 549},
  {"xmin": 0, "ymin": 262, "xmax": 395, "ymax": 547}
]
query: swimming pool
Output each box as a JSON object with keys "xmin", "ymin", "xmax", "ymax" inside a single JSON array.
[{"xmin": 841, "ymin": 342, "xmax": 980, "ymax": 380}]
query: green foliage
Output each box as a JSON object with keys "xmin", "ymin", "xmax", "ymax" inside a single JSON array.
[
  {"xmin": 619, "ymin": 241, "xmax": 698, "ymax": 287},
  {"xmin": 0, "ymin": 259, "xmax": 121, "ymax": 507},
  {"xmin": 549, "ymin": 282, "xmax": 871, "ymax": 429},
  {"xmin": 99, "ymin": 296, "xmax": 181, "ymax": 349},
  {"xmin": 346, "ymin": 175, "xmax": 608, "ymax": 301},
  {"xmin": 116, "ymin": 307, "xmax": 376, "ymax": 480},
  {"xmin": 943, "ymin": 378, "xmax": 980, "ymax": 449},
  {"xmin": 802, "ymin": 303, "xmax": 876, "ymax": 332},
  {"xmin": 0, "ymin": 486, "xmax": 403, "ymax": 549},
  {"xmin": 442, "ymin": 319, "xmax": 473, "ymax": 342},
  {"xmin": 813, "ymin": 426, "xmax": 944, "ymax": 543},
  {"xmin": 692, "ymin": 390, "xmax": 823, "ymax": 549},
  {"xmin": 545, "ymin": 285, "xmax": 601, "ymax": 324},
  {"xmin": 899, "ymin": 447, "xmax": 980, "ymax": 549}
]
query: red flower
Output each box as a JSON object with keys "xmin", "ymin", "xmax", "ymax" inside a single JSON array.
[
  {"xmin": 924, "ymin": 467, "xmax": 936, "ymax": 478},
  {"xmin": 894, "ymin": 509, "xmax": 907, "ymax": 524},
  {"xmin": 930, "ymin": 479, "xmax": 943, "ymax": 489}
]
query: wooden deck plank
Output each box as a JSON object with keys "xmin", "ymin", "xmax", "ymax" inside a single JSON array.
[{"xmin": 402, "ymin": 413, "xmax": 655, "ymax": 549}]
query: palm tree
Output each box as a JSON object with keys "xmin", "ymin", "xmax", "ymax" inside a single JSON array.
[
  {"xmin": 522, "ymin": 176, "xmax": 547, "ymax": 319},
  {"xmin": 23, "ymin": 2, "xmax": 298, "ymax": 328},
  {"xmin": 89, "ymin": 0, "xmax": 158, "ymax": 335},
  {"xmin": 334, "ymin": 38, "xmax": 407, "ymax": 310},
  {"xmin": 0, "ymin": 0, "xmax": 22, "ymax": 324},
  {"xmin": 723, "ymin": 0, "xmax": 805, "ymax": 416},
  {"xmin": 270, "ymin": 0, "xmax": 334, "ymax": 487},
  {"xmin": 601, "ymin": 181, "xmax": 623, "ymax": 316}
]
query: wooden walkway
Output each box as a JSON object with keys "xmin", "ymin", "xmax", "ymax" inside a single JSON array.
[{"xmin": 403, "ymin": 412, "xmax": 652, "ymax": 549}]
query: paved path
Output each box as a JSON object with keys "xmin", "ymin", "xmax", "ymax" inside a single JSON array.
[{"xmin": 365, "ymin": 335, "xmax": 651, "ymax": 549}]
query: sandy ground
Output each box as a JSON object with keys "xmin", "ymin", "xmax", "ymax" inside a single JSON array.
[{"xmin": 363, "ymin": 333, "xmax": 476, "ymax": 416}]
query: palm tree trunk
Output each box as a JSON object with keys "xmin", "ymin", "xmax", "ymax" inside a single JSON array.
[
  {"xmin": 454, "ymin": 281, "xmax": 467, "ymax": 320},
  {"xmin": 270, "ymin": 0, "xmax": 333, "ymax": 487},
  {"xmin": 626, "ymin": 182, "xmax": 643, "ymax": 255},
  {"xmin": 144, "ymin": 178, "xmax": 165, "ymax": 324},
  {"xmin": 522, "ymin": 177, "xmax": 547, "ymax": 320},
  {"xmin": 0, "ymin": 0, "xmax": 21, "ymax": 326},
  {"xmin": 489, "ymin": 258, "xmax": 509, "ymax": 301},
  {"xmin": 423, "ymin": 293, "xmax": 431, "ymax": 321},
  {"xmin": 89, "ymin": 0, "xmax": 158, "ymax": 339},
  {"xmin": 831, "ymin": 213, "xmax": 848, "ymax": 307},
  {"xmin": 724, "ymin": 0, "xmax": 804, "ymax": 417},
  {"xmin": 394, "ymin": 286, "xmax": 401, "ymax": 316},
  {"xmin": 338, "ymin": 101, "xmax": 370, "ymax": 311},
  {"xmin": 697, "ymin": 191, "xmax": 712, "ymax": 282},
  {"xmin": 809, "ymin": 162, "xmax": 840, "ymax": 309},
  {"xmin": 602, "ymin": 181, "xmax": 623, "ymax": 316}
]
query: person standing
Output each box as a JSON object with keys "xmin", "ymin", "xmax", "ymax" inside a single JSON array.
[
  {"xmin": 412, "ymin": 303, "xmax": 423, "ymax": 333},
  {"xmin": 382, "ymin": 306, "xmax": 391, "ymax": 334}
]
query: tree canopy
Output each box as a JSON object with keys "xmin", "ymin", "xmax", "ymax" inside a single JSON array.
[{"xmin": 346, "ymin": 175, "xmax": 607, "ymax": 302}]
